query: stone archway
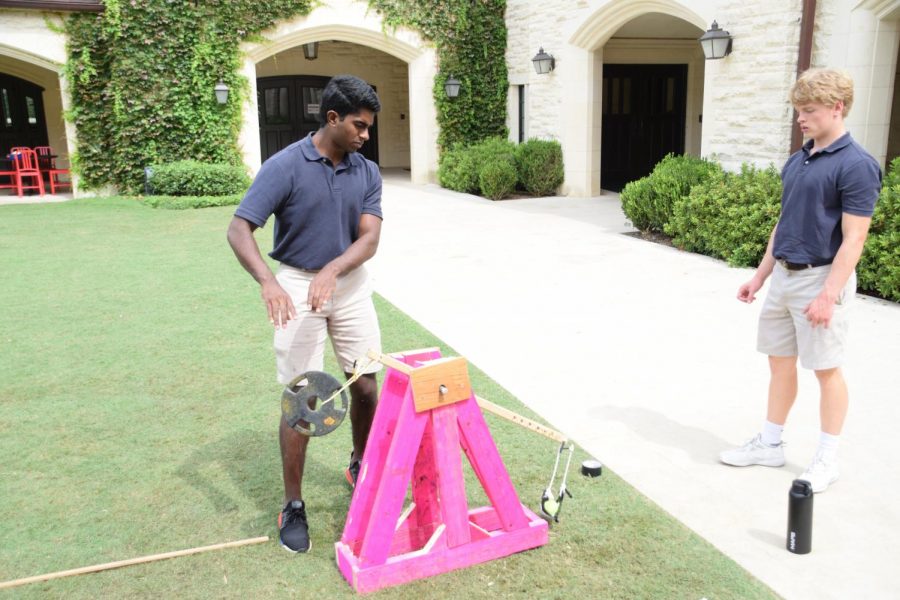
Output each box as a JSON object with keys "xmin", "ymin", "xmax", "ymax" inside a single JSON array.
[
  {"xmin": 240, "ymin": 4, "xmax": 438, "ymax": 184},
  {"xmin": 562, "ymin": 0, "xmax": 708, "ymax": 196},
  {"xmin": 0, "ymin": 45, "xmax": 75, "ymax": 180}
]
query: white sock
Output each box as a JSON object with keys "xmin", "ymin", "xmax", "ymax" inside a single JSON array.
[
  {"xmin": 817, "ymin": 431, "xmax": 840, "ymax": 460},
  {"xmin": 761, "ymin": 420, "xmax": 784, "ymax": 447}
]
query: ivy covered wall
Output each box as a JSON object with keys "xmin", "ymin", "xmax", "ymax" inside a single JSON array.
[
  {"xmin": 370, "ymin": 0, "xmax": 509, "ymax": 149},
  {"xmin": 66, "ymin": 0, "xmax": 508, "ymax": 192}
]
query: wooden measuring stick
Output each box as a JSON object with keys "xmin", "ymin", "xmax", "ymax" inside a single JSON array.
[
  {"xmin": 475, "ymin": 395, "xmax": 567, "ymax": 443},
  {"xmin": 0, "ymin": 536, "xmax": 269, "ymax": 590}
]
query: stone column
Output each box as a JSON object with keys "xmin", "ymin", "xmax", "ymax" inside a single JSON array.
[{"xmin": 407, "ymin": 48, "xmax": 439, "ymax": 184}]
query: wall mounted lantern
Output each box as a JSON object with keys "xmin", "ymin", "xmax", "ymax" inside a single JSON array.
[
  {"xmin": 303, "ymin": 41, "xmax": 319, "ymax": 60},
  {"xmin": 214, "ymin": 80, "xmax": 229, "ymax": 104},
  {"xmin": 444, "ymin": 76, "xmax": 461, "ymax": 98},
  {"xmin": 699, "ymin": 21, "xmax": 733, "ymax": 60},
  {"xmin": 531, "ymin": 47, "xmax": 555, "ymax": 74}
]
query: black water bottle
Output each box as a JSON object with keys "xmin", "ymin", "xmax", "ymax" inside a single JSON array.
[{"xmin": 787, "ymin": 479, "xmax": 813, "ymax": 554}]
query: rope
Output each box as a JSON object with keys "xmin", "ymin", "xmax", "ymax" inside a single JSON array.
[{"xmin": 319, "ymin": 356, "xmax": 377, "ymax": 406}]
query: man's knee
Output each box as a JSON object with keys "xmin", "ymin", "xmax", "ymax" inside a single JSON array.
[{"xmin": 814, "ymin": 366, "xmax": 842, "ymax": 382}]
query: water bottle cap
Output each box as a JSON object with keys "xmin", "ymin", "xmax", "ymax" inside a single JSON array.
[{"xmin": 791, "ymin": 479, "xmax": 813, "ymax": 495}]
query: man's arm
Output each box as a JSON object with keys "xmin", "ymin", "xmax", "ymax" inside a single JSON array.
[
  {"xmin": 307, "ymin": 214, "xmax": 383, "ymax": 312},
  {"xmin": 227, "ymin": 215, "xmax": 296, "ymax": 328},
  {"xmin": 804, "ymin": 213, "xmax": 872, "ymax": 327},
  {"xmin": 737, "ymin": 224, "xmax": 778, "ymax": 303}
]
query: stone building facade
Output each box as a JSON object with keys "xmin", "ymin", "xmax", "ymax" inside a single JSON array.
[{"xmin": 2, "ymin": 0, "xmax": 900, "ymax": 196}]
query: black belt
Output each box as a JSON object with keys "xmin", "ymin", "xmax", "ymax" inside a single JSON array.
[{"xmin": 777, "ymin": 258, "xmax": 832, "ymax": 271}]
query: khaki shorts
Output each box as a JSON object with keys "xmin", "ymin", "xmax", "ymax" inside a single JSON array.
[
  {"xmin": 274, "ymin": 264, "xmax": 382, "ymax": 384},
  {"xmin": 756, "ymin": 263, "xmax": 856, "ymax": 370}
]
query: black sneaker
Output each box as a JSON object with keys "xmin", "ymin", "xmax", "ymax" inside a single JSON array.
[
  {"xmin": 345, "ymin": 454, "xmax": 361, "ymax": 488},
  {"xmin": 278, "ymin": 500, "xmax": 310, "ymax": 553}
]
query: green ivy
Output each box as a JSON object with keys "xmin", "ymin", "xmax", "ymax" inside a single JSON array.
[
  {"xmin": 368, "ymin": 0, "xmax": 508, "ymax": 149},
  {"xmin": 65, "ymin": 0, "xmax": 507, "ymax": 192},
  {"xmin": 65, "ymin": 0, "xmax": 314, "ymax": 192}
]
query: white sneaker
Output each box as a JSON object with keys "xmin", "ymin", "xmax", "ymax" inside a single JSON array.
[
  {"xmin": 719, "ymin": 434, "xmax": 786, "ymax": 467},
  {"xmin": 800, "ymin": 451, "xmax": 839, "ymax": 493}
]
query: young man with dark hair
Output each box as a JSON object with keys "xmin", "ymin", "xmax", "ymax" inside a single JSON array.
[
  {"xmin": 227, "ymin": 75, "xmax": 383, "ymax": 552},
  {"xmin": 720, "ymin": 68, "xmax": 881, "ymax": 493}
]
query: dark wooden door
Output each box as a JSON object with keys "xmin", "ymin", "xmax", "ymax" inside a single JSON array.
[
  {"xmin": 0, "ymin": 74, "xmax": 49, "ymax": 154},
  {"xmin": 601, "ymin": 64, "xmax": 687, "ymax": 192},
  {"xmin": 257, "ymin": 76, "xmax": 379, "ymax": 164}
]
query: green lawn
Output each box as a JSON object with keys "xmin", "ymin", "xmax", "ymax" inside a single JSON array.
[{"xmin": 0, "ymin": 198, "xmax": 776, "ymax": 599}]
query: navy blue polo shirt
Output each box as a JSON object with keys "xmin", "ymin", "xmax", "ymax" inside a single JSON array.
[
  {"xmin": 773, "ymin": 133, "xmax": 880, "ymax": 264},
  {"xmin": 235, "ymin": 133, "xmax": 382, "ymax": 270}
]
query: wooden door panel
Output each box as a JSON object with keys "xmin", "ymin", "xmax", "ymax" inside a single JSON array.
[{"xmin": 600, "ymin": 64, "xmax": 687, "ymax": 192}]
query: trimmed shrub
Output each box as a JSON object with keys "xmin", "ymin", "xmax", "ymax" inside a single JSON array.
[
  {"xmin": 438, "ymin": 144, "xmax": 479, "ymax": 193},
  {"xmin": 666, "ymin": 163, "xmax": 782, "ymax": 267},
  {"xmin": 479, "ymin": 158, "xmax": 518, "ymax": 200},
  {"xmin": 139, "ymin": 194, "xmax": 243, "ymax": 209},
  {"xmin": 439, "ymin": 137, "xmax": 516, "ymax": 197},
  {"xmin": 149, "ymin": 160, "xmax": 251, "ymax": 197},
  {"xmin": 858, "ymin": 157, "xmax": 900, "ymax": 301},
  {"xmin": 515, "ymin": 138, "xmax": 564, "ymax": 196},
  {"xmin": 620, "ymin": 154, "xmax": 722, "ymax": 232}
]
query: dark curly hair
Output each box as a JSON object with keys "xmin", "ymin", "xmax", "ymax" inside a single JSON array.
[{"xmin": 318, "ymin": 75, "xmax": 381, "ymax": 125}]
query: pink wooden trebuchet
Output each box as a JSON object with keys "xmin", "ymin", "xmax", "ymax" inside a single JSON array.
[{"xmin": 335, "ymin": 348, "xmax": 549, "ymax": 593}]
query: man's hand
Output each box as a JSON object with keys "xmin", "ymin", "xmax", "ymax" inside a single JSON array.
[
  {"xmin": 804, "ymin": 290, "xmax": 837, "ymax": 328},
  {"xmin": 737, "ymin": 278, "xmax": 764, "ymax": 303},
  {"xmin": 261, "ymin": 279, "xmax": 296, "ymax": 329},
  {"xmin": 307, "ymin": 268, "xmax": 338, "ymax": 313}
]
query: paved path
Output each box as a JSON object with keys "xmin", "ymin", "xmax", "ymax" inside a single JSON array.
[{"xmin": 369, "ymin": 173, "xmax": 900, "ymax": 600}]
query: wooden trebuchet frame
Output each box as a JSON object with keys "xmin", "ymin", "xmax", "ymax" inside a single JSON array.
[{"xmin": 366, "ymin": 350, "xmax": 567, "ymax": 443}]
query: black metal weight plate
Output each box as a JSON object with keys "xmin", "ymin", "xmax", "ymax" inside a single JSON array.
[{"xmin": 281, "ymin": 371, "xmax": 348, "ymax": 437}]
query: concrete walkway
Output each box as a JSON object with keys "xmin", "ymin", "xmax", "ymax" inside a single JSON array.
[{"xmin": 369, "ymin": 172, "xmax": 900, "ymax": 600}]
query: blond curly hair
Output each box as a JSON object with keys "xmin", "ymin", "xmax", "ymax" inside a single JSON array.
[{"xmin": 790, "ymin": 68, "xmax": 854, "ymax": 117}]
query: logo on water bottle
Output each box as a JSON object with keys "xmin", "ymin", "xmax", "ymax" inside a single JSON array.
[{"xmin": 789, "ymin": 531, "xmax": 796, "ymax": 551}]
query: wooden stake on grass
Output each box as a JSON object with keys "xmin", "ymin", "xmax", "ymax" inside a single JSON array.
[{"xmin": 0, "ymin": 536, "xmax": 269, "ymax": 590}]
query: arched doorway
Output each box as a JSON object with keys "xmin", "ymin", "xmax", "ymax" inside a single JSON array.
[
  {"xmin": 240, "ymin": 13, "xmax": 438, "ymax": 184},
  {"xmin": 599, "ymin": 13, "xmax": 705, "ymax": 191},
  {"xmin": 0, "ymin": 73, "xmax": 49, "ymax": 153},
  {"xmin": 565, "ymin": 0, "xmax": 707, "ymax": 196}
]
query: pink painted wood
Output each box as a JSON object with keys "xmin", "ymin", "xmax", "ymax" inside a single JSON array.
[
  {"xmin": 456, "ymin": 396, "xmax": 530, "ymax": 531},
  {"xmin": 335, "ymin": 348, "xmax": 548, "ymax": 593}
]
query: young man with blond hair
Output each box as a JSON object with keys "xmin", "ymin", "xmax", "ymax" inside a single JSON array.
[{"xmin": 720, "ymin": 68, "xmax": 881, "ymax": 492}]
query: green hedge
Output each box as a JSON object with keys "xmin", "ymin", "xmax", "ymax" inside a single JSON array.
[
  {"xmin": 858, "ymin": 157, "xmax": 900, "ymax": 301},
  {"xmin": 515, "ymin": 139, "xmax": 564, "ymax": 196},
  {"xmin": 148, "ymin": 160, "xmax": 250, "ymax": 197},
  {"xmin": 438, "ymin": 137, "xmax": 516, "ymax": 198},
  {"xmin": 620, "ymin": 154, "xmax": 722, "ymax": 232},
  {"xmin": 666, "ymin": 163, "xmax": 782, "ymax": 267},
  {"xmin": 438, "ymin": 137, "xmax": 564, "ymax": 200},
  {"xmin": 138, "ymin": 194, "xmax": 242, "ymax": 210}
]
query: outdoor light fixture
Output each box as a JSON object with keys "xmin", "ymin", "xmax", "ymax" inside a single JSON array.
[
  {"xmin": 699, "ymin": 21, "xmax": 733, "ymax": 60},
  {"xmin": 214, "ymin": 80, "xmax": 229, "ymax": 104},
  {"xmin": 303, "ymin": 41, "xmax": 319, "ymax": 60},
  {"xmin": 531, "ymin": 47, "xmax": 555, "ymax": 74},
  {"xmin": 444, "ymin": 75, "xmax": 461, "ymax": 98}
]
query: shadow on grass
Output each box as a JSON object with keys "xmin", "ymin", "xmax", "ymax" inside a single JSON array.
[{"xmin": 175, "ymin": 428, "xmax": 357, "ymax": 541}]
